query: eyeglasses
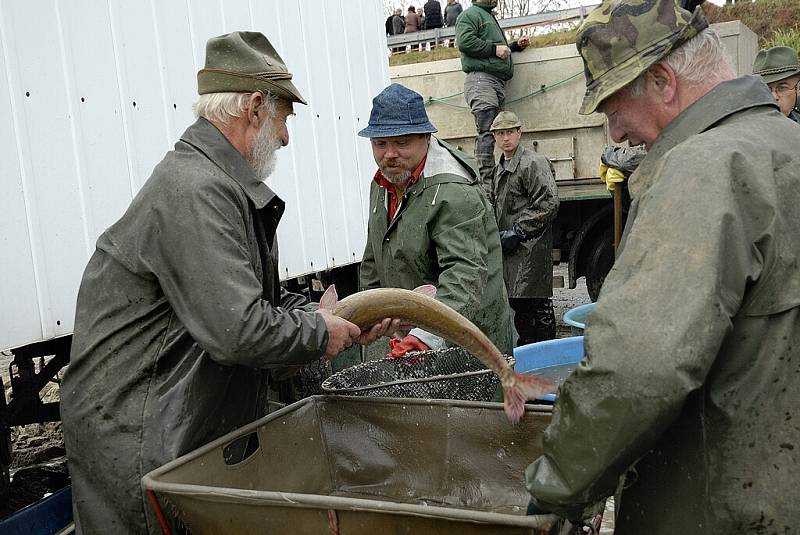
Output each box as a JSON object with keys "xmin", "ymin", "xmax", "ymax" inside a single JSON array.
[{"xmin": 769, "ymin": 80, "xmax": 800, "ymax": 97}]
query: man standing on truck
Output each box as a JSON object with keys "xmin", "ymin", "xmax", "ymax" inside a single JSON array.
[
  {"xmin": 752, "ymin": 46, "xmax": 800, "ymax": 124},
  {"xmin": 489, "ymin": 111, "xmax": 559, "ymax": 346},
  {"xmin": 524, "ymin": 0, "xmax": 800, "ymax": 532},
  {"xmin": 455, "ymin": 0, "xmax": 529, "ymax": 188},
  {"xmin": 358, "ymin": 83, "xmax": 514, "ymax": 357},
  {"xmin": 60, "ymin": 31, "xmax": 398, "ymax": 534}
]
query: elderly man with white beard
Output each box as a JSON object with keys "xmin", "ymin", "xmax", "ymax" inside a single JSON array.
[{"xmin": 60, "ymin": 31, "xmax": 399, "ymax": 534}]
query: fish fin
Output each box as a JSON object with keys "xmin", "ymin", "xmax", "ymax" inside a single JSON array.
[
  {"xmin": 319, "ymin": 284, "xmax": 339, "ymax": 310},
  {"xmin": 502, "ymin": 372, "xmax": 557, "ymax": 424},
  {"xmin": 411, "ymin": 284, "xmax": 437, "ymax": 298}
]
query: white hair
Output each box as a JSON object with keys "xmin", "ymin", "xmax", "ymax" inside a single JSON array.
[
  {"xmin": 193, "ymin": 91, "xmax": 277, "ymax": 126},
  {"xmin": 627, "ymin": 28, "xmax": 734, "ymax": 96}
]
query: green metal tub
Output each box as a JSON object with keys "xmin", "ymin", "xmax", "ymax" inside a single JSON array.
[{"xmin": 142, "ymin": 396, "xmax": 555, "ymax": 534}]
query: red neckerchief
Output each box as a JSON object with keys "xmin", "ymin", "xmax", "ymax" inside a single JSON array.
[{"xmin": 373, "ymin": 156, "xmax": 427, "ymax": 222}]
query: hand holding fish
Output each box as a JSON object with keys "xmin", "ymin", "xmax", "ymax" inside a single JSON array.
[
  {"xmin": 358, "ymin": 317, "xmax": 403, "ymax": 346},
  {"xmin": 317, "ymin": 309, "xmax": 361, "ymax": 358},
  {"xmin": 317, "ymin": 310, "xmax": 403, "ymax": 358},
  {"xmin": 319, "ymin": 284, "xmax": 557, "ymax": 423}
]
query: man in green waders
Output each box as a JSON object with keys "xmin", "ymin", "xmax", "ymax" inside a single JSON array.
[{"xmin": 524, "ymin": 0, "xmax": 800, "ymax": 532}]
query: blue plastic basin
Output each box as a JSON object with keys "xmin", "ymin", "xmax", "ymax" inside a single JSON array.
[
  {"xmin": 0, "ymin": 485, "xmax": 73, "ymax": 534},
  {"xmin": 563, "ymin": 302, "xmax": 596, "ymax": 335},
  {"xmin": 513, "ymin": 336, "xmax": 584, "ymax": 401}
]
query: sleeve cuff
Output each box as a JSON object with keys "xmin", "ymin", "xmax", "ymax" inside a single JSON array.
[{"xmin": 409, "ymin": 328, "xmax": 446, "ymax": 350}]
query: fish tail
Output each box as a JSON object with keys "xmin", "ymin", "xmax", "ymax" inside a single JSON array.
[{"xmin": 502, "ymin": 372, "xmax": 557, "ymax": 424}]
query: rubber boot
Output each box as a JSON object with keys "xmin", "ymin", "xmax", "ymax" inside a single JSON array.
[
  {"xmin": 532, "ymin": 298, "xmax": 557, "ymax": 342},
  {"xmin": 510, "ymin": 298, "xmax": 538, "ymax": 347},
  {"xmin": 472, "ymin": 108, "xmax": 500, "ymax": 186}
]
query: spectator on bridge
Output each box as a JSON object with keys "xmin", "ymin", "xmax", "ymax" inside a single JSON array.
[
  {"xmin": 752, "ymin": 46, "xmax": 800, "ymax": 124},
  {"xmin": 385, "ymin": 12, "xmax": 395, "ymax": 36},
  {"xmin": 423, "ymin": 0, "xmax": 444, "ymax": 49},
  {"xmin": 358, "ymin": 83, "xmax": 513, "ymax": 358},
  {"xmin": 456, "ymin": 0, "xmax": 529, "ymax": 188},
  {"xmin": 525, "ymin": 0, "xmax": 800, "ymax": 531},
  {"xmin": 489, "ymin": 111, "xmax": 559, "ymax": 345},
  {"xmin": 423, "ymin": 0, "xmax": 444, "ymax": 30},
  {"xmin": 444, "ymin": 0, "xmax": 463, "ymax": 27},
  {"xmin": 390, "ymin": 8, "xmax": 406, "ymax": 54},
  {"xmin": 444, "ymin": 0, "xmax": 463, "ymax": 47},
  {"xmin": 61, "ymin": 31, "xmax": 397, "ymax": 533},
  {"xmin": 405, "ymin": 6, "xmax": 421, "ymax": 50}
]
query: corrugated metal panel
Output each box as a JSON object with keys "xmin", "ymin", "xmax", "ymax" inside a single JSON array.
[{"xmin": 0, "ymin": 0, "xmax": 390, "ymax": 350}]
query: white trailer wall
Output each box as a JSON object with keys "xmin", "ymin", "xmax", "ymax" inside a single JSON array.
[{"xmin": 0, "ymin": 0, "xmax": 390, "ymax": 350}]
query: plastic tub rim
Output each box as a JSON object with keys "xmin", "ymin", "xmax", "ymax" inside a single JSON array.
[{"xmin": 562, "ymin": 302, "xmax": 596, "ymax": 330}]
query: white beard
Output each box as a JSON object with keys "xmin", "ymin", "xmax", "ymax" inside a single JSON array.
[{"xmin": 249, "ymin": 123, "xmax": 281, "ymax": 183}]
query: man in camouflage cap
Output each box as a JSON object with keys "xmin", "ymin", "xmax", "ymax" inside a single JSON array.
[
  {"xmin": 753, "ymin": 46, "xmax": 800, "ymax": 123},
  {"xmin": 61, "ymin": 31, "xmax": 397, "ymax": 533},
  {"xmin": 525, "ymin": 1, "xmax": 800, "ymax": 532}
]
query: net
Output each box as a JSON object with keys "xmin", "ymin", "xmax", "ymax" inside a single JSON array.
[{"xmin": 321, "ymin": 347, "xmax": 513, "ymax": 401}]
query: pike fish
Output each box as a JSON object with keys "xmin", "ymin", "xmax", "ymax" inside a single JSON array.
[{"xmin": 319, "ymin": 284, "xmax": 556, "ymax": 423}]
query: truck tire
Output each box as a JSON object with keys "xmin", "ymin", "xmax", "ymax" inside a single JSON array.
[{"xmin": 585, "ymin": 230, "xmax": 615, "ymax": 302}]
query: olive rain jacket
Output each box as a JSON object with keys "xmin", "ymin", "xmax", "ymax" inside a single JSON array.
[
  {"xmin": 61, "ymin": 118, "xmax": 328, "ymax": 534},
  {"xmin": 526, "ymin": 76, "xmax": 800, "ymax": 533},
  {"xmin": 492, "ymin": 145, "xmax": 559, "ymax": 298},
  {"xmin": 455, "ymin": 2, "xmax": 524, "ymax": 81},
  {"xmin": 359, "ymin": 137, "xmax": 513, "ymax": 355}
]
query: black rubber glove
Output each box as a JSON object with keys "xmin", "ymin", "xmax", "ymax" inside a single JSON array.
[{"xmin": 499, "ymin": 230, "xmax": 522, "ymax": 253}]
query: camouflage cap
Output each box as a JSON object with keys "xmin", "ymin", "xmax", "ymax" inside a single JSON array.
[
  {"xmin": 753, "ymin": 46, "xmax": 800, "ymax": 84},
  {"xmin": 197, "ymin": 31, "xmax": 307, "ymax": 105},
  {"xmin": 490, "ymin": 111, "xmax": 523, "ymax": 131},
  {"xmin": 575, "ymin": 0, "xmax": 709, "ymax": 115}
]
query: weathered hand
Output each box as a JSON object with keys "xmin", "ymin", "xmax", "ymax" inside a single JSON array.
[
  {"xmin": 317, "ymin": 309, "xmax": 361, "ymax": 358},
  {"xmin": 495, "ymin": 45, "xmax": 511, "ymax": 59},
  {"xmin": 517, "ymin": 36, "xmax": 530, "ymax": 48},
  {"xmin": 356, "ymin": 318, "xmax": 402, "ymax": 346}
]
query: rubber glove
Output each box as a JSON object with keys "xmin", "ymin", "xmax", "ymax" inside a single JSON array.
[
  {"xmin": 499, "ymin": 229, "xmax": 523, "ymax": 253},
  {"xmin": 387, "ymin": 335, "xmax": 429, "ymax": 358},
  {"xmin": 599, "ymin": 162, "xmax": 625, "ymax": 192}
]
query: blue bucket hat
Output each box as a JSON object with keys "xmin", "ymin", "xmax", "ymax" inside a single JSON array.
[{"xmin": 358, "ymin": 84, "xmax": 437, "ymax": 138}]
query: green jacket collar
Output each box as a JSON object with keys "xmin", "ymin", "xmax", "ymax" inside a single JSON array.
[
  {"xmin": 408, "ymin": 137, "xmax": 476, "ymax": 194},
  {"xmin": 474, "ymin": 2, "xmax": 496, "ymax": 13},
  {"xmin": 630, "ymin": 76, "xmax": 777, "ymax": 199},
  {"xmin": 180, "ymin": 118, "xmax": 283, "ymax": 211}
]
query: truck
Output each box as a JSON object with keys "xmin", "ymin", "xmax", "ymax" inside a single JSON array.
[
  {"xmin": 390, "ymin": 19, "xmax": 758, "ymax": 300},
  {"xmin": 0, "ymin": 0, "xmax": 390, "ymax": 509}
]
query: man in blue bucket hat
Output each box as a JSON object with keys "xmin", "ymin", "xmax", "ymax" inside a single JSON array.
[{"xmin": 357, "ymin": 83, "xmax": 513, "ymax": 357}]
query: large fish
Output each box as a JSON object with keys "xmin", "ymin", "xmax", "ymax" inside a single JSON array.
[{"xmin": 319, "ymin": 285, "xmax": 556, "ymax": 423}]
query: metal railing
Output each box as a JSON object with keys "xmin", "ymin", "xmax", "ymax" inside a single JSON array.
[{"xmin": 386, "ymin": 4, "xmax": 598, "ymax": 49}]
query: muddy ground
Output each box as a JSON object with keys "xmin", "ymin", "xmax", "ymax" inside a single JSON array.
[{"xmin": 1, "ymin": 264, "xmax": 595, "ymax": 523}]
